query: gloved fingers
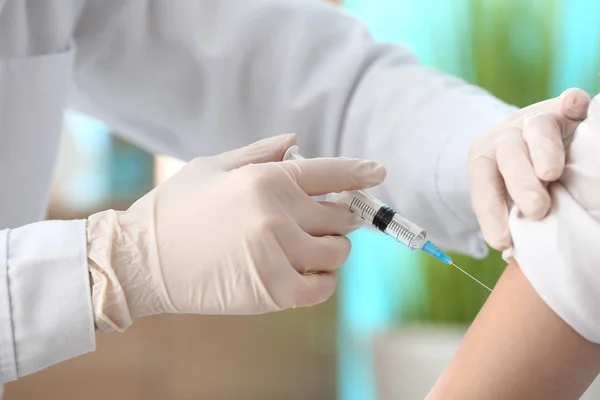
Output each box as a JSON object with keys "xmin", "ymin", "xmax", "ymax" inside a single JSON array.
[
  {"xmin": 280, "ymin": 157, "xmax": 386, "ymax": 196},
  {"xmin": 275, "ymin": 221, "xmax": 351, "ymax": 273},
  {"xmin": 284, "ymin": 233, "xmax": 351, "ymax": 274},
  {"xmin": 293, "ymin": 272, "xmax": 338, "ymax": 308},
  {"xmin": 522, "ymin": 113, "xmax": 566, "ymax": 181},
  {"xmin": 496, "ymin": 128, "xmax": 551, "ymax": 221},
  {"xmin": 294, "ymin": 201, "xmax": 363, "ymax": 237},
  {"xmin": 469, "ymin": 156, "xmax": 512, "ymax": 250},
  {"xmin": 266, "ymin": 228, "xmax": 341, "ymax": 309},
  {"xmin": 211, "ymin": 134, "xmax": 298, "ymax": 171},
  {"xmin": 277, "ymin": 224, "xmax": 351, "ymax": 274},
  {"xmin": 554, "ymin": 88, "xmax": 590, "ymax": 133},
  {"xmin": 524, "ymin": 88, "xmax": 589, "ymax": 132}
]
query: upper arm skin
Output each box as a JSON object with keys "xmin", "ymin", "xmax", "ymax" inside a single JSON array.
[{"xmin": 426, "ymin": 261, "xmax": 600, "ymax": 400}]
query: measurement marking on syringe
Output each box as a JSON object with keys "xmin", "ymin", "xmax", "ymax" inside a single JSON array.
[
  {"xmin": 350, "ymin": 197, "xmax": 376, "ymax": 220},
  {"xmin": 388, "ymin": 220, "xmax": 415, "ymax": 243}
]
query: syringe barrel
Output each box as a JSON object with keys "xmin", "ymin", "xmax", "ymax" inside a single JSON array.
[
  {"xmin": 326, "ymin": 191, "xmax": 426, "ymax": 249},
  {"xmin": 282, "ymin": 145, "xmax": 427, "ymax": 249}
]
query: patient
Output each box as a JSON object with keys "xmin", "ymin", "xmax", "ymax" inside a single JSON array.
[{"xmin": 427, "ymin": 94, "xmax": 600, "ymax": 399}]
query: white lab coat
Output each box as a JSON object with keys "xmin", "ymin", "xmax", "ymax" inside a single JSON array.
[{"xmin": 0, "ymin": 0, "xmax": 513, "ymax": 386}]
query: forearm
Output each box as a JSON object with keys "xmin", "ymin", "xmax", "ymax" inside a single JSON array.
[
  {"xmin": 427, "ymin": 261, "xmax": 600, "ymax": 400},
  {"xmin": 71, "ymin": 0, "xmax": 513, "ymax": 257}
]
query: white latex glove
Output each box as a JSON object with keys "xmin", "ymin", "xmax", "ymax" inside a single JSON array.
[
  {"xmin": 504, "ymin": 94, "xmax": 600, "ymax": 343},
  {"xmin": 469, "ymin": 88, "xmax": 591, "ymax": 250},
  {"xmin": 87, "ymin": 134, "xmax": 386, "ymax": 332}
]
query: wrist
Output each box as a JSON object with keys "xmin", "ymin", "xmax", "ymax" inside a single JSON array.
[
  {"xmin": 88, "ymin": 204, "xmax": 178, "ymax": 324},
  {"xmin": 87, "ymin": 210, "xmax": 134, "ymax": 332}
]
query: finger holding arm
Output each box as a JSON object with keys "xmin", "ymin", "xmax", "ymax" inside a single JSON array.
[{"xmin": 470, "ymin": 88, "xmax": 591, "ymax": 251}]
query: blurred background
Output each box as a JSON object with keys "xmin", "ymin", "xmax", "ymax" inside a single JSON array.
[{"xmin": 5, "ymin": 0, "xmax": 600, "ymax": 399}]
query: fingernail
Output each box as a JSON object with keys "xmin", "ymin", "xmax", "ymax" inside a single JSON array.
[
  {"xmin": 349, "ymin": 160, "xmax": 387, "ymax": 187},
  {"xmin": 496, "ymin": 236, "xmax": 513, "ymax": 251},
  {"xmin": 267, "ymin": 133, "xmax": 297, "ymax": 146},
  {"xmin": 536, "ymin": 163, "xmax": 563, "ymax": 182},
  {"xmin": 487, "ymin": 228, "xmax": 512, "ymax": 251},
  {"xmin": 366, "ymin": 162, "xmax": 387, "ymax": 184},
  {"xmin": 561, "ymin": 88, "xmax": 590, "ymax": 120}
]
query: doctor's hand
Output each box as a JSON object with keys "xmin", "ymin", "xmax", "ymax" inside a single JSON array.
[
  {"xmin": 87, "ymin": 134, "xmax": 386, "ymax": 331},
  {"xmin": 469, "ymin": 88, "xmax": 591, "ymax": 251}
]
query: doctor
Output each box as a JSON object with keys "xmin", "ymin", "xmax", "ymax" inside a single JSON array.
[{"xmin": 0, "ymin": 0, "xmax": 590, "ymax": 388}]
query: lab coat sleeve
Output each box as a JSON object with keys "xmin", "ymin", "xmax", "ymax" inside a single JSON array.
[
  {"xmin": 0, "ymin": 220, "xmax": 95, "ymax": 383},
  {"xmin": 69, "ymin": 0, "xmax": 516, "ymax": 257}
]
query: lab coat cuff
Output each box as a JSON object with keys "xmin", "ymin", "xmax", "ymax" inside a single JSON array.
[{"xmin": 5, "ymin": 220, "xmax": 96, "ymax": 381}]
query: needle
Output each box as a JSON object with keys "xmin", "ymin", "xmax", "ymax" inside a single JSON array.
[{"xmin": 450, "ymin": 262, "xmax": 492, "ymax": 292}]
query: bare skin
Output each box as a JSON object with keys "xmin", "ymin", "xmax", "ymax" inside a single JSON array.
[{"xmin": 427, "ymin": 262, "xmax": 600, "ymax": 400}]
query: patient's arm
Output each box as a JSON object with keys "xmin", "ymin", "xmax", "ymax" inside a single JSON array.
[
  {"xmin": 426, "ymin": 261, "xmax": 600, "ymax": 400},
  {"xmin": 428, "ymin": 95, "xmax": 600, "ymax": 399}
]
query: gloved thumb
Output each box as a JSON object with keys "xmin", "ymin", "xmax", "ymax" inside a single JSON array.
[
  {"xmin": 552, "ymin": 88, "xmax": 590, "ymax": 135},
  {"xmin": 212, "ymin": 134, "xmax": 298, "ymax": 171}
]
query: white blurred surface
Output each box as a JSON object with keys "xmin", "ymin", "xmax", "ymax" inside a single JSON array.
[
  {"xmin": 373, "ymin": 325, "xmax": 465, "ymax": 400},
  {"xmin": 373, "ymin": 325, "xmax": 600, "ymax": 399}
]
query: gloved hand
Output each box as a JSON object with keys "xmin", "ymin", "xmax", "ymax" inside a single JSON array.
[
  {"xmin": 469, "ymin": 88, "xmax": 591, "ymax": 250},
  {"xmin": 504, "ymin": 94, "xmax": 600, "ymax": 343},
  {"xmin": 87, "ymin": 134, "xmax": 386, "ymax": 332}
]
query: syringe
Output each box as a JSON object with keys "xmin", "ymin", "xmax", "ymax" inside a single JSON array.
[{"xmin": 283, "ymin": 145, "xmax": 492, "ymax": 292}]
